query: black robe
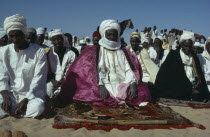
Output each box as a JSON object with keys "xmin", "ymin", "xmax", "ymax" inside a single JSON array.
[{"xmin": 154, "ymin": 49, "xmax": 210, "ymax": 101}]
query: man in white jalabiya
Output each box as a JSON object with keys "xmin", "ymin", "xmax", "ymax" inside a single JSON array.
[
  {"xmin": 198, "ymin": 37, "xmax": 210, "ymax": 92},
  {"xmin": 0, "ymin": 14, "xmax": 47, "ymax": 118},
  {"xmin": 141, "ymin": 37, "xmax": 157, "ymax": 62},
  {"xmin": 46, "ymin": 29, "xmax": 76, "ymax": 98}
]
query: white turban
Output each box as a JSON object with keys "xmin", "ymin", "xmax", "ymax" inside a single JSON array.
[
  {"xmin": 36, "ymin": 27, "xmax": 45, "ymax": 35},
  {"xmin": 0, "ymin": 28, "xmax": 6, "ymax": 39},
  {"xmin": 48, "ymin": 29, "xmax": 63, "ymax": 39},
  {"xmin": 179, "ymin": 32, "xmax": 195, "ymax": 44},
  {"xmin": 85, "ymin": 37, "xmax": 90, "ymax": 40},
  {"xmin": 3, "ymin": 14, "xmax": 27, "ymax": 35},
  {"xmin": 194, "ymin": 42, "xmax": 201, "ymax": 47},
  {"xmin": 80, "ymin": 39, "xmax": 86, "ymax": 44},
  {"xmin": 156, "ymin": 36, "xmax": 163, "ymax": 42},
  {"xmin": 99, "ymin": 19, "xmax": 121, "ymax": 50},
  {"xmin": 141, "ymin": 37, "xmax": 149, "ymax": 44}
]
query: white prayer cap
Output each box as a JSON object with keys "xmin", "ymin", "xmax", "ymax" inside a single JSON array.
[
  {"xmin": 85, "ymin": 36, "xmax": 90, "ymax": 40},
  {"xmin": 48, "ymin": 29, "xmax": 63, "ymax": 39},
  {"xmin": 194, "ymin": 42, "xmax": 201, "ymax": 47},
  {"xmin": 79, "ymin": 39, "xmax": 86, "ymax": 44},
  {"xmin": 179, "ymin": 32, "xmax": 195, "ymax": 44},
  {"xmin": 141, "ymin": 37, "xmax": 149, "ymax": 43},
  {"xmin": 3, "ymin": 14, "xmax": 27, "ymax": 35},
  {"xmin": 0, "ymin": 28, "xmax": 6, "ymax": 39},
  {"xmin": 36, "ymin": 27, "xmax": 45, "ymax": 35},
  {"xmin": 155, "ymin": 36, "xmax": 163, "ymax": 42},
  {"xmin": 99, "ymin": 19, "xmax": 121, "ymax": 37}
]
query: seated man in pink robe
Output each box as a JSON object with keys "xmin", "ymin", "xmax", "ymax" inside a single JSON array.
[{"xmin": 59, "ymin": 19, "xmax": 151, "ymax": 107}]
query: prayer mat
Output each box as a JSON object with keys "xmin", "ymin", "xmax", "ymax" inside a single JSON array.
[
  {"xmin": 159, "ymin": 98, "xmax": 210, "ymax": 109},
  {"xmin": 52, "ymin": 103, "xmax": 205, "ymax": 131}
]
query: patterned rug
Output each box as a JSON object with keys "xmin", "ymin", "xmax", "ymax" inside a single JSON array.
[
  {"xmin": 159, "ymin": 98, "xmax": 210, "ymax": 109},
  {"xmin": 52, "ymin": 102, "xmax": 205, "ymax": 131}
]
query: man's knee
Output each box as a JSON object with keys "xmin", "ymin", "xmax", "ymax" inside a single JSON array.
[{"xmin": 24, "ymin": 98, "xmax": 45, "ymax": 118}]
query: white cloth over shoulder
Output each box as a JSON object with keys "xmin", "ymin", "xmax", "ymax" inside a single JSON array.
[
  {"xmin": 0, "ymin": 43, "xmax": 47, "ymax": 100},
  {"xmin": 98, "ymin": 46, "xmax": 136, "ymax": 99},
  {"xmin": 4, "ymin": 14, "xmax": 27, "ymax": 35},
  {"xmin": 99, "ymin": 19, "xmax": 121, "ymax": 50},
  {"xmin": 180, "ymin": 48, "xmax": 194, "ymax": 83}
]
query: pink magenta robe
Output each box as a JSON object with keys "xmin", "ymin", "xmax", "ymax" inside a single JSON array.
[{"xmin": 60, "ymin": 45, "xmax": 151, "ymax": 107}]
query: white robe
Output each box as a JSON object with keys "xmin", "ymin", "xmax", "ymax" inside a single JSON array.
[
  {"xmin": 198, "ymin": 54, "xmax": 210, "ymax": 92},
  {"xmin": 0, "ymin": 43, "xmax": 47, "ymax": 118},
  {"xmin": 46, "ymin": 47, "xmax": 76, "ymax": 98},
  {"xmin": 128, "ymin": 46, "xmax": 159, "ymax": 83},
  {"xmin": 98, "ymin": 46, "xmax": 136, "ymax": 99},
  {"xmin": 147, "ymin": 46, "xmax": 157, "ymax": 62},
  {"xmin": 180, "ymin": 49, "xmax": 195, "ymax": 83}
]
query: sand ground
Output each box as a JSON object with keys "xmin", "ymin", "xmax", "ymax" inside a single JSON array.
[{"xmin": 1, "ymin": 106, "xmax": 210, "ymax": 137}]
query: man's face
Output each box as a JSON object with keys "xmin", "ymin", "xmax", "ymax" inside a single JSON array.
[
  {"xmin": 154, "ymin": 38, "xmax": 162, "ymax": 49},
  {"xmin": 92, "ymin": 37, "xmax": 100, "ymax": 46},
  {"xmin": 206, "ymin": 42, "xmax": 210, "ymax": 55},
  {"xmin": 86, "ymin": 38, "xmax": 90, "ymax": 43},
  {"xmin": 8, "ymin": 30, "xmax": 25, "ymax": 45},
  {"xmin": 36, "ymin": 34, "xmax": 45, "ymax": 45},
  {"xmin": 51, "ymin": 35, "xmax": 64, "ymax": 49},
  {"xmin": 130, "ymin": 37, "xmax": 140, "ymax": 51},
  {"xmin": 143, "ymin": 42, "xmax": 149, "ymax": 49},
  {"xmin": 153, "ymin": 26, "xmax": 156, "ymax": 31},
  {"xmin": 105, "ymin": 29, "xmax": 118, "ymax": 42},
  {"xmin": 26, "ymin": 32, "xmax": 37, "ymax": 43},
  {"xmin": 181, "ymin": 39, "xmax": 193, "ymax": 55}
]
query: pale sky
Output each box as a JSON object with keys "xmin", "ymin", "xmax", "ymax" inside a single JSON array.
[{"xmin": 1, "ymin": 0, "xmax": 209, "ymax": 43}]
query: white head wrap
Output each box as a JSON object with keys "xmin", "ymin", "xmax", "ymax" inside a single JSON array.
[
  {"xmin": 85, "ymin": 37, "xmax": 90, "ymax": 40},
  {"xmin": 141, "ymin": 37, "xmax": 149, "ymax": 44},
  {"xmin": 202, "ymin": 37, "xmax": 210, "ymax": 61},
  {"xmin": 194, "ymin": 41, "xmax": 201, "ymax": 47},
  {"xmin": 48, "ymin": 29, "xmax": 63, "ymax": 39},
  {"xmin": 79, "ymin": 39, "xmax": 86, "ymax": 44},
  {"xmin": 3, "ymin": 14, "xmax": 27, "ymax": 35},
  {"xmin": 0, "ymin": 28, "xmax": 6, "ymax": 39},
  {"xmin": 156, "ymin": 36, "xmax": 163, "ymax": 42},
  {"xmin": 179, "ymin": 32, "xmax": 195, "ymax": 44},
  {"xmin": 36, "ymin": 27, "xmax": 45, "ymax": 35},
  {"xmin": 99, "ymin": 19, "xmax": 121, "ymax": 50}
]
